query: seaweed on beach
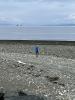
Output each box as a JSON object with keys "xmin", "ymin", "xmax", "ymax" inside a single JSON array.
[
  {"xmin": 45, "ymin": 75, "xmax": 65, "ymax": 87},
  {"xmin": 45, "ymin": 76, "xmax": 59, "ymax": 82}
]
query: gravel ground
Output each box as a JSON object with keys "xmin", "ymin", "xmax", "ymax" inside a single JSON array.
[
  {"xmin": 0, "ymin": 43, "xmax": 75, "ymax": 59},
  {"xmin": 0, "ymin": 43, "xmax": 75, "ymax": 100}
]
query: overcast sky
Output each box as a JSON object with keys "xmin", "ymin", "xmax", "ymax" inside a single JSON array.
[{"xmin": 0, "ymin": 0, "xmax": 75, "ymax": 25}]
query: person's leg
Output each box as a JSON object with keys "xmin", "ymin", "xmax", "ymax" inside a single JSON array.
[{"xmin": 36, "ymin": 51, "xmax": 39, "ymax": 57}]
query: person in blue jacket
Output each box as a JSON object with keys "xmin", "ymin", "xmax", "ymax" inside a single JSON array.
[{"xmin": 35, "ymin": 46, "xmax": 39, "ymax": 57}]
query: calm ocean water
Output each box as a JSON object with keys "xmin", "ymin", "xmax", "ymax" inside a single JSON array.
[{"xmin": 0, "ymin": 26, "xmax": 75, "ymax": 40}]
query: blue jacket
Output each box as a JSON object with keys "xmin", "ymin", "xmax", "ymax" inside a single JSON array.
[{"xmin": 35, "ymin": 47, "xmax": 39, "ymax": 53}]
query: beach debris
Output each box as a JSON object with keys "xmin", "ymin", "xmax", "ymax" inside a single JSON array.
[
  {"xmin": 10, "ymin": 60, "xmax": 26, "ymax": 68},
  {"xmin": 17, "ymin": 60, "xmax": 26, "ymax": 65}
]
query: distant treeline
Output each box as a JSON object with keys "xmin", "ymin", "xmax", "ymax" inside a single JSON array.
[{"xmin": 0, "ymin": 40, "xmax": 75, "ymax": 45}]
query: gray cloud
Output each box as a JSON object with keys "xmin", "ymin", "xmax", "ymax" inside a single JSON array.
[{"xmin": 0, "ymin": 0, "xmax": 75, "ymax": 25}]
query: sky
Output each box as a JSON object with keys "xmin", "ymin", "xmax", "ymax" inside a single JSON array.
[{"xmin": 0, "ymin": 0, "xmax": 75, "ymax": 25}]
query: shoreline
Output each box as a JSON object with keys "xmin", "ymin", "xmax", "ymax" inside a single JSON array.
[{"xmin": 0, "ymin": 40, "xmax": 75, "ymax": 45}]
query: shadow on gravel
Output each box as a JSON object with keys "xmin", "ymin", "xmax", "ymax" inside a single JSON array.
[
  {"xmin": 5, "ymin": 95, "xmax": 45, "ymax": 100},
  {"xmin": 0, "ymin": 91, "xmax": 45, "ymax": 100},
  {"xmin": 0, "ymin": 92, "xmax": 4, "ymax": 100},
  {"xmin": 18, "ymin": 91, "xmax": 28, "ymax": 96}
]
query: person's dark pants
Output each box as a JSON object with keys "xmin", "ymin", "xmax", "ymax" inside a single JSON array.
[{"xmin": 36, "ymin": 51, "xmax": 39, "ymax": 57}]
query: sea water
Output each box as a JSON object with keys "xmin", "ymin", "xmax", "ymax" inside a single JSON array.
[{"xmin": 0, "ymin": 26, "xmax": 75, "ymax": 40}]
